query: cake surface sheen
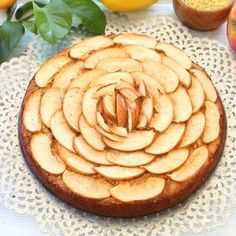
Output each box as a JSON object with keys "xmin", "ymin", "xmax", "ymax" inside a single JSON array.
[{"xmin": 19, "ymin": 33, "xmax": 226, "ymax": 217}]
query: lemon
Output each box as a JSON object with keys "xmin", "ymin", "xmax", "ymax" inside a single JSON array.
[
  {"xmin": 100, "ymin": 0, "xmax": 159, "ymax": 12},
  {"xmin": 0, "ymin": 0, "xmax": 17, "ymax": 9}
]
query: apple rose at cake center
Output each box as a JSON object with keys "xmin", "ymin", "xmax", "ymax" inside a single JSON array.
[{"xmin": 22, "ymin": 33, "xmax": 221, "ymax": 203}]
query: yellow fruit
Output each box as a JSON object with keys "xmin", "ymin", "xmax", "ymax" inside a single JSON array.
[
  {"xmin": 100, "ymin": 0, "xmax": 159, "ymax": 12},
  {"xmin": 0, "ymin": 0, "xmax": 16, "ymax": 9}
]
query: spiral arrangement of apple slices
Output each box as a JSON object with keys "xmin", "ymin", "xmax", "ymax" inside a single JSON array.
[{"xmin": 22, "ymin": 33, "xmax": 221, "ymax": 203}]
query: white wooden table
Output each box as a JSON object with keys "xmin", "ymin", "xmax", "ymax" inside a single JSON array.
[{"xmin": 0, "ymin": 1, "xmax": 235, "ymax": 235}]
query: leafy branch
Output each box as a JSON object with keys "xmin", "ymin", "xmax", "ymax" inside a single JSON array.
[{"xmin": 0, "ymin": 0, "xmax": 106, "ymax": 63}]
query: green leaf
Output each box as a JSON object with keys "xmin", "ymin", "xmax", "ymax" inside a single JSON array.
[
  {"xmin": 33, "ymin": 0, "xmax": 72, "ymax": 44},
  {"xmin": 7, "ymin": 3, "xmax": 17, "ymax": 20},
  {"xmin": 15, "ymin": 0, "xmax": 48, "ymax": 20},
  {"xmin": 64, "ymin": 0, "xmax": 106, "ymax": 34},
  {"xmin": 23, "ymin": 20, "xmax": 37, "ymax": 34},
  {"xmin": 0, "ymin": 21, "xmax": 25, "ymax": 63}
]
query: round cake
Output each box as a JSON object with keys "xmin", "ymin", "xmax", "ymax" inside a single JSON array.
[{"xmin": 19, "ymin": 33, "xmax": 226, "ymax": 217}]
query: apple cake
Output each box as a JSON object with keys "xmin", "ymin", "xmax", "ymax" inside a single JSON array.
[{"xmin": 19, "ymin": 33, "xmax": 226, "ymax": 217}]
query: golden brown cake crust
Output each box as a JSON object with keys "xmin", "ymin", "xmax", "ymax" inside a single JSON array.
[{"xmin": 19, "ymin": 59, "xmax": 227, "ymax": 217}]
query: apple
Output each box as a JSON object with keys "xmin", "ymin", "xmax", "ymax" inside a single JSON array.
[{"xmin": 227, "ymin": 3, "xmax": 236, "ymax": 51}]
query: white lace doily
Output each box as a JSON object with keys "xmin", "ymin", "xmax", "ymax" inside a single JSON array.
[{"xmin": 0, "ymin": 15, "xmax": 236, "ymax": 236}]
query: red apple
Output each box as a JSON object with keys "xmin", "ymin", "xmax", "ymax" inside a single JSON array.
[{"xmin": 227, "ymin": 3, "xmax": 236, "ymax": 51}]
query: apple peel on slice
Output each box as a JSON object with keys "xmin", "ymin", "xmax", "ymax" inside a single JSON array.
[
  {"xmin": 190, "ymin": 69, "xmax": 217, "ymax": 103},
  {"xmin": 74, "ymin": 136, "xmax": 112, "ymax": 165},
  {"xmin": 62, "ymin": 170, "xmax": 112, "ymax": 200},
  {"xmin": 31, "ymin": 133, "xmax": 65, "ymax": 174},
  {"xmin": 170, "ymin": 86, "xmax": 193, "ymax": 122},
  {"xmin": 168, "ymin": 145, "xmax": 208, "ymax": 182},
  {"xmin": 107, "ymin": 151, "xmax": 155, "ymax": 167},
  {"xmin": 96, "ymin": 57, "xmax": 142, "ymax": 73},
  {"xmin": 57, "ymin": 144, "xmax": 95, "ymax": 175},
  {"xmin": 179, "ymin": 112, "xmax": 206, "ymax": 147},
  {"xmin": 63, "ymin": 88, "xmax": 83, "ymax": 132},
  {"xmin": 111, "ymin": 176, "xmax": 165, "ymax": 202},
  {"xmin": 50, "ymin": 111, "xmax": 76, "ymax": 152},
  {"xmin": 113, "ymin": 33, "xmax": 157, "ymax": 48},
  {"xmin": 23, "ymin": 90, "xmax": 42, "ymax": 132},
  {"xmin": 102, "ymin": 95, "xmax": 116, "ymax": 123},
  {"xmin": 116, "ymin": 92, "xmax": 128, "ymax": 127},
  {"xmin": 94, "ymin": 166, "xmax": 145, "ymax": 180},
  {"xmin": 146, "ymin": 123, "xmax": 185, "ymax": 155},
  {"xmin": 79, "ymin": 116, "xmax": 106, "ymax": 151},
  {"xmin": 103, "ymin": 130, "xmax": 155, "ymax": 151},
  {"xmin": 156, "ymin": 42, "xmax": 192, "ymax": 69},
  {"xmin": 203, "ymin": 101, "xmax": 220, "ymax": 143},
  {"xmin": 144, "ymin": 148, "xmax": 189, "ymax": 174},
  {"xmin": 142, "ymin": 60, "xmax": 179, "ymax": 93},
  {"xmin": 150, "ymin": 94, "xmax": 173, "ymax": 132}
]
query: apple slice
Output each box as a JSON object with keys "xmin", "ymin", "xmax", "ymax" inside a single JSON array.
[
  {"xmin": 82, "ymin": 86, "xmax": 100, "ymax": 127},
  {"xmin": 93, "ymin": 83, "xmax": 116, "ymax": 98},
  {"xmin": 70, "ymin": 35, "xmax": 114, "ymax": 58},
  {"xmin": 101, "ymin": 95, "xmax": 116, "ymax": 123},
  {"xmin": 190, "ymin": 69, "xmax": 217, "ymax": 102},
  {"xmin": 203, "ymin": 101, "xmax": 220, "ymax": 143},
  {"xmin": 113, "ymin": 33, "xmax": 157, "ymax": 48},
  {"xmin": 94, "ymin": 166, "xmax": 145, "ymax": 180},
  {"xmin": 142, "ymin": 60, "xmax": 179, "ymax": 93},
  {"xmin": 111, "ymin": 176, "xmax": 165, "ymax": 202},
  {"xmin": 89, "ymin": 72, "xmax": 133, "ymax": 87},
  {"xmin": 110, "ymin": 126, "xmax": 128, "ymax": 137},
  {"xmin": 40, "ymin": 88, "xmax": 64, "ymax": 128},
  {"xmin": 137, "ymin": 80, "xmax": 147, "ymax": 96},
  {"xmin": 96, "ymin": 112, "xmax": 110, "ymax": 133},
  {"xmin": 31, "ymin": 133, "xmax": 65, "ymax": 174},
  {"xmin": 62, "ymin": 170, "xmax": 112, "ymax": 199},
  {"xmin": 156, "ymin": 42, "xmax": 192, "ymax": 69},
  {"xmin": 170, "ymin": 86, "xmax": 193, "ymax": 122},
  {"xmin": 162, "ymin": 56, "xmax": 191, "ymax": 88},
  {"xmin": 168, "ymin": 145, "xmax": 208, "ymax": 182},
  {"xmin": 179, "ymin": 112, "xmax": 206, "ymax": 147},
  {"xmin": 137, "ymin": 114, "xmax": 148, "ymax": 129},
  {"xmin": 84, "ymin": 47, "xmax": 128, "ymax": 69},
  {"xmin": 52, "ymin": 61, "xmax": 83, "ymax": 89},
  {"xmin": 50, "ymin": 111, "xmax": 76, "ymax": 152},
  {"xmin": 116, "ymin": 93, "xmax": 128, "ymax": 127},
  {"xmin": 57, "ymin": 144, "xmax": 95, "ymax": 175},
  {"xmin": 187, "ymin": 76, "xmax": 205, "ymax": 113},
  {"xmin": 95, "ymin": 125, "xmax": 124, "ymax": 142},
  {"xmin": 35, "ymin": 55, "xmax": 72, "ymax": 87},
  {"xmin": 127, "ymin": 101, "xmax": 140, "ymax": 131},
  {"xmin": 23, "ymin": 90, "xmax": 42, "ymax": 132},
  {"xmin": 79, "ymin": 115, "xmax": 106, "ymax": 151},
  {"xmin": 96, "ymin": 57, "xmax": 142, "ymax": 73},
  {"xmin": 150, "ymin": 94, "xmax": 173, "ymax": 132},
  {"xmin": 139, "ymin": 95, "xmax": 154, "ymax": 125},
  {"xmin": 107, "ymin": 151, "xmax": 155, "ymax": 167},
  {"xmin": 132, "ymin": 72, "xmax": 165, "ymax": 95},
  {"xmin": 124, "ymin": 45, "xmax": 161, "ymax": 62},
  {"xmin": 145, "ymin": 123, "xmax": 185, "ymax": 155},
  {"xmin": 73, "ymin": 136, "xmax": 112, "ymax": 165},
  {"xmin": 63, "ymin": 88, "xmax": 83, "ymax": 132},
  {"xmin": 144, "ymin": 148, "xmax": 189, "ymax": 174},
  {"xmin": 118, "ymin": 87, "xmax": 140, "ymax": 104},
  {"xmin": 68, "ymin": 69, "xmax": 107, "ymax": 90},
  {"xmin": 103, "ymin": 130, "xmax": 155, "ymax": 151},
  {"xmin": 116, "ymin": 80, "xmax": 134, "ymax": 90}
]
